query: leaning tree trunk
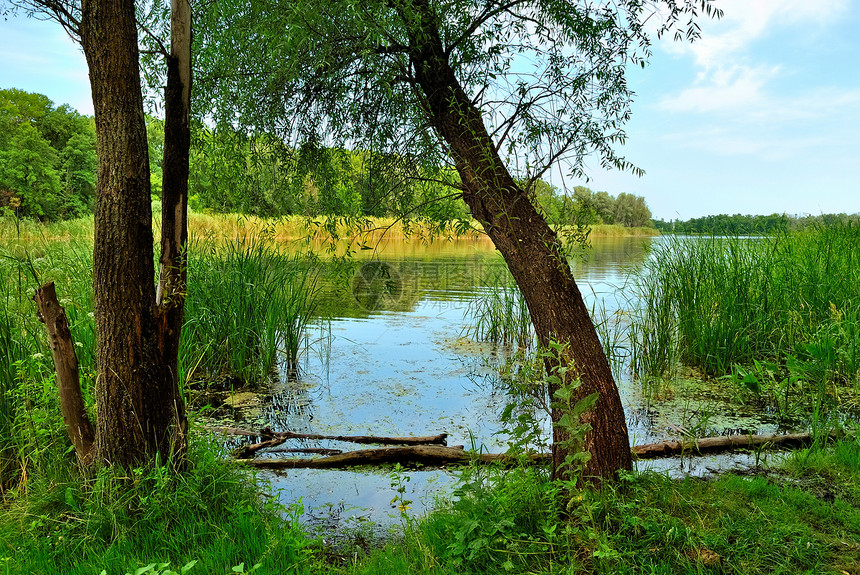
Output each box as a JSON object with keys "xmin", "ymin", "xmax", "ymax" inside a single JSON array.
[
  {"xmin": 80, "ymin": 0, "xmax": 186, "ymax": 467},
  {"xmin": 402, "ymin": 0, "xmax": 632, "ymax": 480}
]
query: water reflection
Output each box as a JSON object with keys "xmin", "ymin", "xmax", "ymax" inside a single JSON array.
[{"xmin": 208, "ymin": 234, "xmax": 778, "ymax": 533}]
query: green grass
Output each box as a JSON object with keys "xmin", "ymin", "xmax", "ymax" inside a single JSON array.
[
  {"xmin": 0, "ymin": 437, "xmax": 320, "ymax": 575},
  {"xmin": 630, "ymin": 225, "xmax": 860, "ymax": 390}
]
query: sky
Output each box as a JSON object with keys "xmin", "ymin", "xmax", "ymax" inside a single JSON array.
[{"xmin": 1, "ymin": 1, "xmax": 859, "ymax": 221}]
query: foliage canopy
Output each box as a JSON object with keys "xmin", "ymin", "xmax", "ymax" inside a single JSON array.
[{"xmin": 194, "ymin": 0, "xmax": 720, "ymax": 194}]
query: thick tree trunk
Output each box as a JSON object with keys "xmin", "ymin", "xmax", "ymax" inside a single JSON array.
[
  {"xmin": 33, "ymin": 282, "xmax": 95, "ymax": 462},
  {"xmin": 80, "ymin": 0, "xmax": 185, "ymax": 467},
  {"xmin": 402, "ymin": 0, "xmax": 632, "ymax": 480}
]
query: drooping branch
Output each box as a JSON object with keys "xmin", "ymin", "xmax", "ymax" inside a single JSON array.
[{"xmin": 12, "ymin": 0, "xmax": 81, "ymax": 37}]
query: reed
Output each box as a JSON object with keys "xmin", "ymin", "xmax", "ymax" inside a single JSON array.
[
  {"xmin": 464, "ymin": 268, "xmax": 533, "ymax": 349},
  {"xmin": 186, "ymin": 212, "xmax": 484, "ymax": 245},
  {"xmin": 630, "ymin": 225, "xmax": 860, "ymax": 388},
  {"xmin": 181, "ymin": 232, "xmax": 322, "ymax": 387}
]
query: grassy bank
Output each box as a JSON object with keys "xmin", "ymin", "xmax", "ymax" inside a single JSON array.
[
  {"xmin": 349, "ymin": 437, "xmax": 860, "ymax": 574},
  {"xmin": 3, "ymin": 435, "xmax": 859, "ymax": 574},
  {"xmin": 0, "ymin": 438, "xmax": 319, "ymax": 575}
]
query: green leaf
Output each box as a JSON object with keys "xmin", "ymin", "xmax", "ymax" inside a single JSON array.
[
  {"xmin": 572, "ymin": 392, "xmax": 599, "ymax": 417},
  {"xmin": 553, "ymin": 386, "xmax": 572, "ymax": 403}
]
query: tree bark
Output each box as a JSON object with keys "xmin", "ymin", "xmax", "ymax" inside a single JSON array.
[
  {"xmin": 154, "ymin": 0, "xmax": 193, "ymax": 461},
  {"xmin": 80, "ymin": 0, "xmax": 185, "ymax": 467},
  {"xmin": 33, "ymin": 282, "xmax": 94, "ymax": 462},
  {"xmin": 400, "ymin": 0, "xmax": 632, "ymax": 480}
]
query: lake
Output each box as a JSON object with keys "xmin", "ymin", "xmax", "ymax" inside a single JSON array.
[{"xmin": 207, "ymin": 234, "xmax": 778, "ymax": 537}]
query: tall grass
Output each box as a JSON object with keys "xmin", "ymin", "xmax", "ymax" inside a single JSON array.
[
  {"xmin": 630, "ymin": 225, "xmax": 860, "ymax": 384},
  {"xmin": 0, "ymin": 224, "xmax": 96, "ymax": 490},
  {"xmin": 0, "ymin": 438, "xmax": 318, "ymax": 575},
  {"xmin": 464, "ymin": 269, "xmax": 533, "ymax": 349},
  {"xmin": 181, "ymin": 232, "xmax": 322, "ymax": 387},
  {"xmin": 0, "ymin": 298, "xmax": 27, "ymax": 491}
]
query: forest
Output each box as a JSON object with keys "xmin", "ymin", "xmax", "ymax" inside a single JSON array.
[
  {"xmin": 2, "ymin": 88, "xmax": 654, "ymax": 228},
  {"xmin": 655, "ymin": 212, "xmax": 860, "ymax": 235}
]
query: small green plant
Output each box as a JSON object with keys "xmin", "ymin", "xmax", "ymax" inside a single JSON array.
[
  {"xmin": 540, "ymin": 340, "xmax": 598, "ymax": 487},
  {"xmin": 389, "ymin": 463, "xmax": 413, "ymax": 521}
]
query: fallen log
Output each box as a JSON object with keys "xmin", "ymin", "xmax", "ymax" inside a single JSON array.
[
  {"xmin": 631, "ymin": 431, "xmax": 830, "ymax": 459},
  {"xmin": 232, "ymin": 436, "xmax": 344, "ymax": 458},
  {"xmin": 237, "ymin": 431, "xmax": 839, "ymax": 470},
  {"xmin": 205, "ymin": 426, "xmax": 448, "ymax": 447},
  {"xmin": 231, "ymin": 435, "xmax": 289, "ymax": 459},
  {"xmin": 265, "ymin": 447, "xmax": 343, "ymax": 456},
  {"xmin": 239, "ymin": 445, "xmax": 545, "ymax": 470}
]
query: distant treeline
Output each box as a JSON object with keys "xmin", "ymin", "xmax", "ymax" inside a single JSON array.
[
  {"xmin": 655, "ymin": 213, "xmax": 860, "ymax": 235},
  {"xmin": 534, "ymin": 184, "xmax": 653, "ymax": 228},
  {"xmin": 2, "ymin": 88, "xmax": 654, "ymax": 227},
  {"xmin": 0, "ymin": 88, "xmax": 97, "ymax": 219}
]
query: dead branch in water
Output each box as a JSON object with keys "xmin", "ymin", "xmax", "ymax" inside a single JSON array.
[
  {"xmin": 234, "ymin": 431, "xmax": 840, "ymax": 470},
  {"xmin": 205, "ymin": 426, "xmax": 449, "ymax": 458},
  {"xmin": 630, "ymin": 431, "xmax": 831, "ymax": 459}
]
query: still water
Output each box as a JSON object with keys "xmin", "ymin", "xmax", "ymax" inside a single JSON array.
[{"xmin": 211, "ymin": 235, "xmax": 774, "ymax": 536}]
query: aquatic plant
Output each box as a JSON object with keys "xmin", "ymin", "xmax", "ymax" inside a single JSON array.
[
  {"xmin": 180, "ymin": 231, "xmax": 323, "ymax": 387},
  {"xmin": 464, "ymin": 267, "xmax": 533, "ymax": 349},
  {"xmin": 630, "ymin": 225, "xmax": 860, "ymax": 387}
]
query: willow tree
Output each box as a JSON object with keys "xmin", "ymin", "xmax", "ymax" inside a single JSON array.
[
  {"xmin": 196, "ymin": 0, "xmax": 718, "ymax": 480},
  {"xmin": 8, "ymin": 0, "xmax": 192, "ymax": 468}
]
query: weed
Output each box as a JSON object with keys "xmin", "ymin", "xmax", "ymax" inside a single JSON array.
[{"xmin": 463, "ymin": 266, "xmax": 533, "ymax": 349}]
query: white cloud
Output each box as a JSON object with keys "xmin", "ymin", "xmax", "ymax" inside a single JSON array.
[
  {"xmin": 665, "ymin": 0, "xmax": 850, "ymax": 68},
  {"xmin": 659, "ymin": 64, "xmax": 777, "ymax": 114},
  {"xmin": 653, "ymin": 0, "xmax": 858, "ymax": 133}
]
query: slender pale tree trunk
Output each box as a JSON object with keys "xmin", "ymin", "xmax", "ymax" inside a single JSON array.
[{"xmin": 155, "ymin": 0, "xmax": 193, "ymax": 459}]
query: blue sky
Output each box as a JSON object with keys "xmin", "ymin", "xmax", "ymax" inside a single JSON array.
[{"xmin": 2, "ymin": 1, "xmax": 859, "ymax": 221}]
